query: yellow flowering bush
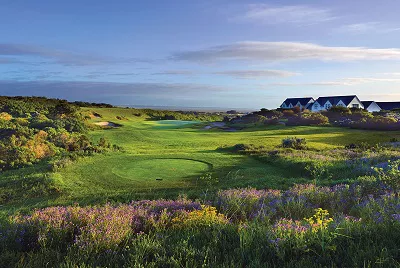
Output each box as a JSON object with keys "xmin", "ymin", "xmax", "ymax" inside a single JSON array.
[
  {"xmin": 172, "ymin": 205, "xmax": 228, "ymax": 229},
  {"xmin": 0, "ymin": 112, "xmax": 12, "ymax": 121},
  {"xmin": 305, "ymin": 208, "xmax": 333, "ymax": 232}
]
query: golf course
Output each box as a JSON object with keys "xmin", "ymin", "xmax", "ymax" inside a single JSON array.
[
  {"xmin": 47, "ymin": 107, "xmax": 400, "ymax": 202},
  {"xmin": 2, "ymin": 105, "xmax": 400, "ymax": 212},
  {"xmin": 2, "ymin": 101, "xmax": 400, "ymax": 267}
]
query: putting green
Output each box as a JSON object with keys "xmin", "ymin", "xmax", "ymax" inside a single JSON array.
[
  {"xmin": 143, "ymin": 120, "xmax": 199, "ymax": 129},
  {"xmin": 111, "ymin": 158, "xmax": 211, "ymax": 181}
]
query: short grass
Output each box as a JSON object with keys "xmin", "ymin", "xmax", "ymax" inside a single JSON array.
[{"xmin": 2, "ymin": 107, "xmax": 400, "ymax": 212}]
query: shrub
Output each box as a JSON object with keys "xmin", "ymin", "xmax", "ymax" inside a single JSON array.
[
  {"xmin": 328, "ymin": 106, "xmax": 351, "ymax": 114},
  {"xmin": 349, "ymin": 109, "xmax": 373, "ymax": 122},
  {"xmin": 352, "ymin": 115, "xmax": 400, "ymax": 130},
  {"xmin": 322, "ymin": 107, "xmax": 351, "ymax": 124},
  {"xmin": 255, "ymin": 109, "xmax": 283, "ymax": 119},
  {"xmin": 264, "ymin": 117, "xmax": 280, "ymax": 125},
  {"xmin": 13, "ymin": 117, "xmax": 29, "ymax": 126},
  {"xmin": 356, "ymin": 176, "xmax": 381, "ymax": 196},
  {"xmin": 344, "ymin": 142, "xmax": 372, "ymax": 151},
  {"xmin": 172, "ymin": 205, "xmax": 228, "ymax": 229},
  {"xmin": 282, "ymin": 110, "xmax": 295, "ymax": 117},
  {"xmin": 293, "ymin": 106, "xmax": 302, "ymax": 114},
  {"xmin": 281, "ymin": 137, "xmax": 307, "ymax": 150},
  {"xmin": 0, "ymin": 112, "xmax": 12, "ymax": 121},
  {"xmin": 305, "ymin": 161, "xmax": 332, "ymax": 182},
  {"xmin": 287, "ymin": 113, "xmax": 329, "ymax": 126},
  {"xmin": 373, "ymin": 160, "xmax": 400, "ymax": 192}
]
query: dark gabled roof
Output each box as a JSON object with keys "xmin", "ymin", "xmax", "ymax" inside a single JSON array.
[
  {"xmin": 375, "ymin": 102, "xmax": 400, "ymax": 111},
  {"xmin": 315, "ymin": 95, "xmax": 358, "ymax": 106},
  {"xmin": 282, "ymin": 97, "xmax": 314, "ymax": 106},
  {"xmin": 361, "ymin": 101, "xmax": 375, "ymax": 108}
]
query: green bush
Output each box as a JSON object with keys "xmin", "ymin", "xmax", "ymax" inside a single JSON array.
[
  {"xmin": 352, "ymin": 115, "xmax": 400, "ymax": 130},
  {"xmin": 287, "ymin": 113, "xmax": 329, "ymax": 126},
  {"xmin": 281, "ymin": 137, "xmax": 307, "ymax": 150}
]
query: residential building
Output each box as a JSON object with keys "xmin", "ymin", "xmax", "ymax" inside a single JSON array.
[
  {"xmin": 362, "ymin": 101, "xmax": 382, "ymax": 112},
  {"xmin": 311, "ymin": 95, "xmax": 364, "ymax": 112},
  {"xmin": 280, "ymin": 97, "xmax": 315, "ymax": 110}
]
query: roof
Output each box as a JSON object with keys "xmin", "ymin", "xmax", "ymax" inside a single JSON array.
[
  {"xmin": 282, "ymin": 97, "xmax": 314, "ymax": 106},
  {"xmin": 361, "ymin": 101, "xmax": 375, "ymax": 108},
  {"xmin": 315, "ymin": 95, "xmax": 358, "ymax": 106},
  {"xmin": 375, "ymin": 102, "xmax": 400, "ymax": 111}
]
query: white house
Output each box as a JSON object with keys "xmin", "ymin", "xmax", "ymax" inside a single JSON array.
[
  {"xmin": 375, "ymin": 102, "xmax": 400, "ymax": 111},
  {"xmin": 280, "ymin": 97, "xmax": 315, "ymax": 110},
  {"xmin": 362, "ymin": 101, "xmax": 382, "ymax": 112},
  {"xmin": 311, "ymin": 95, "xmax": 364, "ymax": 112}
]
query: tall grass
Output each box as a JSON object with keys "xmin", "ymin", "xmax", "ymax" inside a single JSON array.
[{"xmin": 2, "ymin": 179, "xmax": 400, "ymax": 267}]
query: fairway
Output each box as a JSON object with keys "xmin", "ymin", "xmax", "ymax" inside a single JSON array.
[
  {"xmin": 42, "ymin": 107, "xmax": 400, "ymax": 202},
  {"xmin": 4, "ymin": 106, "xmax": 400, "ymax": 208}
]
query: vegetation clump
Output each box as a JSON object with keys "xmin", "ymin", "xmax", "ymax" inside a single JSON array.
[
  {"xmin": 281, "ymin": 137, "xmax": 307, "ymax": 150},
  {"xmin": 145, "ymin": 109, "xmax": 223, "ymax": 121},
  {"xmin": 287, "ymin": 112, "xmax": 329, "ymax": 126},
  {"xmin": 0, "ymin": 96, "xmax": 118, "ymax": 171}
]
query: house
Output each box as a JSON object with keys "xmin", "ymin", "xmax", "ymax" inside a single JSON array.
[
  {"xmin": 362, "ymin": 101, "xmax": 382, "ymax": 112},
  {"xmin": 311, "ymin": 95, "xmax": 364, "ymax": 112},
  {"xmin": 375, "ymin": 102, "xmax": 400, "ymax": 111},
  {"xmin": 280, "ymin": 97, "xmax": 315, "ymax": 110}
]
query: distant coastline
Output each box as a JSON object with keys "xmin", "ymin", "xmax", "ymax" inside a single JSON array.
[{"xmin": 119, "ymin": 105, "xmax": 255, "ymax": 113}]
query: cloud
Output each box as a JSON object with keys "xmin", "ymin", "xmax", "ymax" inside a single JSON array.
[
  {"xmin": 335, "ymin": 22, "xmax": 400, "ymax": 34},
  {"xmin": 172, "ymin": 41, "xmax": 400, "ymax": 63},
  {"xmin": 238, "ymin": 4, "xmax": 336, "ymax": 25},
  {"xmin": 381, "ymin": 72, "xmax": 400, "ymax": 76},
  {"xmin": 0, "ymin": 43, "xmax": 118, "ymax": 66},
  {"xmin": 0, "ymin": 80, "xmax": 230, "ymax": 101},
  {"xmin": 0, "ymin": 57, "xmax": 22, "ymax": 64},
  {"xmin": 339, "ymin": 77, "xmax": 400, "ymax": 85},
  {"xmin": 212, "ymin": 70, "xmax": 299, "ymax": 79},
  {"xmin": 151, "ymin": 69, "xmax": 299, "ymax": 78},
  {"xmin": 108, "ymin": 73, "xmax": 138, "ymax": 76},
  {"xmin": 152, "ymin": 70, "xmax": 195, "ymax": 75},
  {"xmin": 272, "ymin": 77, "xmax": 400, "ymax": 87}
]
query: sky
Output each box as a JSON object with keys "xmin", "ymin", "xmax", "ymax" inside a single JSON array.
[{"xmin": 1, "ymin": 0, "xmax": 400, "ymax": 109}]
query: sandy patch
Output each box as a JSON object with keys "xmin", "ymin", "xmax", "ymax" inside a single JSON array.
[
  {"xmin": 89, "ymin": 112, "xmax": 102, "ymax": 119},
  {"xmin": 94, "ymin": 121, "xmax": 121, "ymax": 127},
  {"xmin": 203, "ymin": 122, "xmax": 226, "ymax": 129}
]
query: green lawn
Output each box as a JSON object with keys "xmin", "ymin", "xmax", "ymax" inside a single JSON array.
[{"xmin": 2, "ymin": 107, "xmax": 400, "ymax": 212}]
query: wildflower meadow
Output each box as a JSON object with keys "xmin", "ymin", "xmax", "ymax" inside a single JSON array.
[{"xmin": 1, "ymin": 178, "xmax": 400, "ymax": 267}]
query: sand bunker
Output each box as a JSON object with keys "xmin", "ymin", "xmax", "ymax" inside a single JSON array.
[
  {"xmin": 203, "ymin": 122, "xmax": 238, "ymax": 131},
  {"xmin": 89, "ymin": 112, "xmax": 102, "ymax": 119},
  {"xmin": 94, "ymin": 121, "xmax": 121, "ymax": 127},
  {"xmin": 203, "ymin": 122, "xmax": 226, "ymax": 129}
]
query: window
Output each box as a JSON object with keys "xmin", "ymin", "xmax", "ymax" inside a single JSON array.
[
  {"xmin": 352, "ymin": 104, "xmax": 359, "ymax": 108},
  {"xmin": 324, "ymin": 103, "xmax": 332, "ymax": 110}
]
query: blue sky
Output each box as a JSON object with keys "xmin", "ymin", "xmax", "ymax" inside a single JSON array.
[{"xmin": 1, "ymin": 0, "xmax": 400, "ymax": 109}]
